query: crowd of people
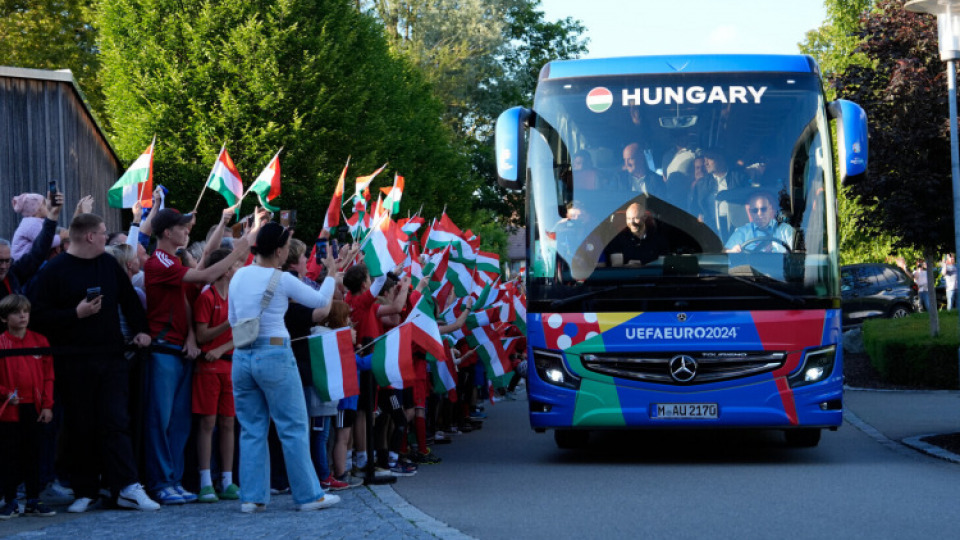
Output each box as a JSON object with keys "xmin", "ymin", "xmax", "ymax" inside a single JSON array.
[{"xmin": 0, "ymin": 185, "xmax": 527, "ymax": 519}]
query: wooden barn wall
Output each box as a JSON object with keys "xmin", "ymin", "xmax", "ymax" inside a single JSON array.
[{"xmin": 0, "ymin": 76, "xmax": 122, "ymax": 240}]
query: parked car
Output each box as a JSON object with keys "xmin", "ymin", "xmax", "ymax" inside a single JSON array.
[{"xmin": 841, "ymin": 263, "xmax": 918, "ymax": 326}]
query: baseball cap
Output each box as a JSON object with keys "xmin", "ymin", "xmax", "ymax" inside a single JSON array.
[{"xmin": 152, "ymin": 208, "xmax": 193, "ymax": 237}]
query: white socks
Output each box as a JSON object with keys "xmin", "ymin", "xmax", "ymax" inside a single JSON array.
[
  {"xmin": 199, "ymin": 469, "xmax": 213, "ymax": 489},
  {"xmin": 222, "ymin": 472, "xmax": 233, "ymax": 489}
]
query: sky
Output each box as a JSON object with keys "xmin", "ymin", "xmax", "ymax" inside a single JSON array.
[{"xmin": 539, "ymin": 0, "xmax": 828, "ymax": 59}]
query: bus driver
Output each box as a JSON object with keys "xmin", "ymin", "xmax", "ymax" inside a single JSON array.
[{"xmin": 724, "ymin": 191, "xmax": 795, "ymax": 253}]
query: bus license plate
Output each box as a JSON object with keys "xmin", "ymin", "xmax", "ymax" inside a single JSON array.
[{"xmin": 654, "ymin": 403, "xmax": 718, "ymax": 419}]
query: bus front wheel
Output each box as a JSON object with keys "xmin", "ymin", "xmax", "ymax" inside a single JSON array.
[
  {"xmin": 784, "ymin": 428, "xmax": 821, "ymax": 447},
  {"xmin": 554, "ymin": 429, "xmax": 589, "ymax": 449}
]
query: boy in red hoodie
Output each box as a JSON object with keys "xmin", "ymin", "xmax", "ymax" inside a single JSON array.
[{"xmin": 0, "ymin": 294, "xmax": 55, "ymax": 519}]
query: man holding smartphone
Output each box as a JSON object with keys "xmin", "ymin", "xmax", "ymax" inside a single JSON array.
[{"xmin": 26, "ymin": 212, "xmax": 158, "ymax": 512}]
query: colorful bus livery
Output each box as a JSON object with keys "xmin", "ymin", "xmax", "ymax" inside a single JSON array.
[
  {"xmin": 495, "ymin": 55, "xmax": 867, "ymax": 448},
  {"xmin": 528, "ymin": 310, "xmax": 842, "ymax": 444}
]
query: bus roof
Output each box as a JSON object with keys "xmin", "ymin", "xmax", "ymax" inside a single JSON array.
[{"xmin": 541, "ymin": 55, "xmax": 818, "ymax": 80}]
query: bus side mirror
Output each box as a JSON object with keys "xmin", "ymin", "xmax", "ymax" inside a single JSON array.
[
  {"xmin": 829, "ymin": 99, "xmax": 868, "ymax": 184},
  {"xmin": 495, "ymin": 106, "xmax": 530, "ymax": 190}
]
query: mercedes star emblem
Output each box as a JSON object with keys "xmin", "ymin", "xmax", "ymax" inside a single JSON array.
[
  {"xmin": 669, "ymin": 355, "xmax": 698, "ymax": 383},
  {"xmin": 677, "ymin": 313, "xmax": 687, "ymax": 322}
]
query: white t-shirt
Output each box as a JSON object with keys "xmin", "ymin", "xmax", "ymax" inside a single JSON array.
[{"xmin": 228, "ymin": 265, "xmax": 335, "ymax": 339}]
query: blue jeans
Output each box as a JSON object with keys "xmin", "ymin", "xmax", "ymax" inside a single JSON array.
[
  {"xmin": 233, "ymin": 338, "xmax": 324, "ymax": 505},
  {"xmin": 145, "ymin": 347, "xmax": 193, "ymax": 491},
  {"xmin": 948, "ymin": 289, "xmax": 958, "ymax": 311},
  {"xmin": 311, "ymin": 415, "xmax": 332, "ymax": 480}
]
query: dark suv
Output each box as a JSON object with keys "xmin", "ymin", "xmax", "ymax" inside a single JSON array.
[{"xmin": 841, "ymin": 263, "xmax": 918, "ymax": 326}]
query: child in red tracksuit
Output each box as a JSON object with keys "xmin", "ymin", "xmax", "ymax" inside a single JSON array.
[{"xmin": 0, "ymin": 294, "xmax": 55, "ymax": 519}]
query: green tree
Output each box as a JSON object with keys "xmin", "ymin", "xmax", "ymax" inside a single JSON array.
[
  {"xmin": 800, "ymin": 0, "xmax": 916, "ymax": 267},
  {"xmin": 0, "ymin": 0, "xmax": 104, "ymax": 117},
  {"xmin": 833, "ymin": 0, "xmax": 951, "ymax": 335},
  {"xmin": 96, "ymin": 0, "xmax": 472, "ymax": 237},
  {"xmin": 363, "ymin": 0, "xmax": 587, "ymax": 229}
]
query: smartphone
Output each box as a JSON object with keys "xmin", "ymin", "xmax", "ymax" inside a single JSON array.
[
  {"xmin": 48, "ymin": 180, "xmax": 60, "ymax": 206},
  {"xmin": 315, "ymin": 239, "xmax": 328, "ymax": 263},
  {"xmin": 331, "ymin": 239, "xmax": 339, "ymax": 259},
  {"xmin": 86, "ymin": 286, "xmax": 101, "ymax": 302}
]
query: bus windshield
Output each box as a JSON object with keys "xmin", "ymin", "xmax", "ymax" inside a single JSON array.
[{"xmin": 527, "ymin": 72, "xmax": 839, "ymax": 313}]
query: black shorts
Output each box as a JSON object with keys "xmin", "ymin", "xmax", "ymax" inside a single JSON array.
[{"xmin": 336, "ymin": 409, "xmax": 356, "ymax": 429}]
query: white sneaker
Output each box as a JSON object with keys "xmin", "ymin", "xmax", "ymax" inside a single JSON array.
[
  {"xmin": 298, "ymin": 494, "xmax": 340, "ymax": 511},
  {"xmin": 118, "ymin": 483, "xmax": 160, "ymax": 511},
  {"xmin": 67, "ymin": 497, "xmax": 95, "ymax": 513},
  {"xmin": 241, "ymin": 502, "xmax": 266, "ymax": 513},
  {"xmin": 41, "ymin": 479, "xmax": 74, "ymax": 503}
]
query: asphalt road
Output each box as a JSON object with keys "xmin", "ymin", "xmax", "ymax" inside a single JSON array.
[{"xmin": 393, "ymin": 396, "xmax": 960, "ymax": 540}]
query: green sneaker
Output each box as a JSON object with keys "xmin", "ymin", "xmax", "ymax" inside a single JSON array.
[
  {"xmin": 198, "ymin": 485, "xmax": 219, "ymax": 503},
  {"xmin": 219, "ymin": 483, "xmax": 240, "ymax": 501}
]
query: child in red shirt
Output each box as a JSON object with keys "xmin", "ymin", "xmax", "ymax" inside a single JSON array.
[
  {"xmin": 192, "ymin": 249, "xmax": 241, "ymax": 503},
  {"xmin": 0, "ymin": 294, "xmax": 55, "ymax": 519}
]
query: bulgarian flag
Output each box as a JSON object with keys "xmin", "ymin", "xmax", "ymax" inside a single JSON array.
[
  {"xmin": 361, "ymin": 215, "xmax": 406, "ymax": 277},
  {"xmin": 372, "ymin": 324, "xmax": 416, "ymax": 389},
  {"xmin": 405, "ymin": 294, "xmax": 446, "ymax": 360},
  {"xmin": 309, "ymin": 327, "xmax": 360, "ymax": 401},
  {"xmin": 380, "ymin": 174, "xmax": 404, "ymax": 215},
  {"xmin": 206, "ymin": 146, "xmax": 243, "ymax": 206},
  {"xmin": 467, "ymin": 325, "xmax": 513, "ymax": 379},
  {"xmin": 324, "ymin": 159, "xmax": 349, "ymax": 233},
  {"xmin": 249, "ymin": 149, "xmax": 282, "ymax": 212},
  {"xmin": 107, "ymin": 137, "xmax": 154, "ymax": 209}
]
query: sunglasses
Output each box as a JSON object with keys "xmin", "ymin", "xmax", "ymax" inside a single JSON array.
[
  {"xmin": 0, "ymin": 258, "xmax": 11, "ymax": 265},
  {"xmin": 751, "ymin": 206, "xmax": 771, "ymax": 214}
]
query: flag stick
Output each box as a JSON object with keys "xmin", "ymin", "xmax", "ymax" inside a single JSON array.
[{"xmin": 193, "ymin": 142, "xmax": 226, "ymax": 213}]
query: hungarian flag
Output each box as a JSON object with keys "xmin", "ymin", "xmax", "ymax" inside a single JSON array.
[
  {"xmin": 380, "ymin": 174, "xmax": 404, "ymax": 215},
  {"xmin": 355, "ymin": 163, "xmax": 387, "ymax": 201},
  {"xmin": 512, "ymin": 293, "xmax": 527, "ymax": 335},
  {"xmin": 372, "ymin": 324, "xmax": 415, "ymax": 389},
  {"xmin": 445, "ymin": 259, "xmax": 474, "ymax": 298},
  {"xmin": 324, "ymin": 159, "xmax": 349, "ymax": 233},
  {"xmin": 476, "ymin": 251, "xmax": 500, "ymax": 275},
  {"xmin": 249, "ymin": 149, "xmax": 281, "ymax": 212},
  {"xmin": 206, "ymin": 146, "xmax": 243, "ymax": 206},
  {"xmin": 427, "ymin": 353, "xmax": 458, "ymax": 396},
  {"xmin": 361, "ymin": 215, "xmax": 406, "ymax": 277},
  {"xmin": 426, "ymin": 213, "xmax": 466, "ymax": 253},
  {"xmin": 400, "ymin": 215, "xmax": 423, "ymax": 238},
  {"xmin": 467, "ymin": 325, "xmax": 513, "ymax": 379},
  {"xmin": 405, "ymin": 294, "xmax": 446, "ymax": 360},
  {"xmin": 465, "ymin": 306, "xmax": 505, "ymax": 330},
  {"xmin": 309, "ymin": 328, "xmax": 360, "ymax": 401},
  {"xmin": 108, "ymin": 138, "xmax": 154, "ymax": 209}
]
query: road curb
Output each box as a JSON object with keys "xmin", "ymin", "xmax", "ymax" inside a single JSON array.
[
  {"xmin": 902, "ymin": 434, "xmax": 960, "ymax": 464},
  {"xmin": 369, "ymin": 484, "xmax": 476, "ymax": 540}
]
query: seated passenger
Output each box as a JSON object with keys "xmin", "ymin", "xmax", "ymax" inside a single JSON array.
[
  {"xmin": 616, "ymin": 143, "xmax": 664, "ymax": 196},
  {"xmin": 572, "ymin": 151, "xmax": 601, "ymax": 190},
  {"xmin": 724, "ymin": 191, "xmax": 795, "ymax": 253},
  {"xmin": 605, "ymin": 199, "xmax": 668, "ymax": 266}
]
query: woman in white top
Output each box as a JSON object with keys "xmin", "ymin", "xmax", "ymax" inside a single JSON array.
[{"xmin": 228, "ymin": 222, "xmax": 340, "ymax": 513}]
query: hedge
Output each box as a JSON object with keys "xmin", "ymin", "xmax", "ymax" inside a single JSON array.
[{"xmin": 861, "ymin": 311, "xmax": 960, "ymax": 389}]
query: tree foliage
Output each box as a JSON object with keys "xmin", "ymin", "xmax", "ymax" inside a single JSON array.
[
  {"xmin": 0, "ymin": 0, "xmax": 104, "ymax": 116},
  {"xmin": 363, "ymin": 0, "xmax": 588, "ymax": 227},
  {"xmin": 832, "ymin": 0, "xmax": 953, "ymax": 334},
  {"xmin": 96, "ymin": 0, "xmax": 472, "ymax": 236}
]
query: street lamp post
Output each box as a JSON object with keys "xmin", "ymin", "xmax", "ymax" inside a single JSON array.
[{"xmin": 906, "ymin": 0, "xmax": 960, "ymax": 388}]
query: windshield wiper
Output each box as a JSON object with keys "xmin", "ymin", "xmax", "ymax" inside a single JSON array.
[
  {"xmin": 549, "ymin": 285, "xmax": 619, "ymax": 309},
  {"xmin": 724, "ymin": 273, "xmax": 806, "ymax": 306}
]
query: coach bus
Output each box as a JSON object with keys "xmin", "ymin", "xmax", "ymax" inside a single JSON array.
[{"xmin": 495, "ymin": 55, "xmax": 867, "ymax": 448}]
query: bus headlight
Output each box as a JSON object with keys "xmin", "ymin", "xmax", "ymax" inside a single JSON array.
[
  {"xmin": 788, "ymin": 346, "xmax": 837, "ymax": 388},
  {"xmin": 533, "ymin": 348, "xmax": 581, "ymax": 390}
]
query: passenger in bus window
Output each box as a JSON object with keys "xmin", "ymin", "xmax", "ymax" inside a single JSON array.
[
  {"xmin": 724, "ymin": 191, "xmax": 795, "ymax": 253},
  {"xmin": 690, "ymin": 149, "xmax": 748, "ymax": 233},
  {"xmin": 617, "ymin": 142, "xmax": 664, "ymax": 197},
  {"xmin": 572, "ymin": 151, "xmax": 601, "ymax": 191},
  {"xmin": 604, "ymin": 200, "xmax": 668, "ymax": 266}
]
